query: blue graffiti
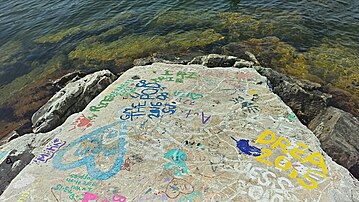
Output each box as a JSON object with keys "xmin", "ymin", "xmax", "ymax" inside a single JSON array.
[
  {"xmin": 231, "ymin": 137, "xmax": 261, "ymax": 156},
  {"xmin": 53, "ymin": 122, "xmax": 127, "ymax": 180}
]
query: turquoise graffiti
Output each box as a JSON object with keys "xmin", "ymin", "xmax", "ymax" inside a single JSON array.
[
  {"xmin": 53, "ymin": 122, "xmax": 127, "ymax": 180},
  {"xmin": 164, "ymin": 149, "xmax": 188, "ymax": 176}
]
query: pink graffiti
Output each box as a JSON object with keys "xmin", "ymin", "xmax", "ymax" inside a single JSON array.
[{"xmin": 82, "ymin": 192, "xmax": 126, "ymax": 202}]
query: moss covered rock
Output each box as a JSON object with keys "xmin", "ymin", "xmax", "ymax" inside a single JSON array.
[
  {"xmin": 69, "ymin": 29, "xmax": 223, "ymax": 64},
  {"xmin": 34, "ymin": 27, "xmax": 82, "ymax": 44}
]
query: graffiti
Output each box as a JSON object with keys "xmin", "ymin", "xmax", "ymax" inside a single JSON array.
[
  {"xmin": 151, "ymin": 70, "xmax": 199, "ymax": 83},
  {"xmin": 90, "ymin": 80, "xmax": 136, "ymax": 112},
  {"xmin": 254, "ymin": 130, "xmax": 328, "ymax": 189},
  {"xmin": 6, "ymin": 157, "xmax": 12, "ymax": 164},
  {"xmin": 164, "ymin": 149, "xmax": 189, "ymax": 176},
  {"xmin": 33, "ymin": 138, "xmax": 66, "ymax": 164},
  {"xmin": 288, "ymin": 113, "xmax": 296, "ymax": 121},
  {"xmin": 0, "ymin": 150, "xmax": 9, "ymax": 162},
  {"xmin": 17, "ymin": 191, "xmax": 30, "ymax": 202},
  {"xmin": 231, "ymin": 137, "xmax": 261, "ymax": 156},
  {"xmin": 82, "ymin": 192, "xmax": 126, "ymax": 202},
  {"xmin": 175, "ymin": 97, "xmax": 196, "ymax": 105},
  {"xmin": 119, "ymin": 158, "xmax": 131, "ymax": 171},
  {"xmin": 247, "ymin": 166, "xmax": 300, "ymax": 201},
  {"xmin": 53, "ymin": 122, "xmax": 127, "ymax": 180},
  {"xmin": 183, "ymin": 140, "xmax": 204, "ymax": 150},
  {"xmin": 137, "ymin": 194, "xmax": 167, "ymax": 201},
  {"xmin": 241, "ymin": 101, "xmax": 260, "ymax": 113},
  {"xmin": 53, "ymin": 173, "xmax": 99, "ymax": 201},
  {"xmin": 185, "ymin": 110, "xmax": 211, "ymax": 124},
  {"xmin": 69, "ymin": 114, "xmax": 95, "ymax": 131},
  {"xmin": 174, "ymin": 91, "xmax": 203, "ymax": 100},
  {"xmin": 177, "ymin": 191, "xmax": 203, "ymax": 202},
  {"xmin": 120, "ymin": 80, "xmax": 176, "ymax": 121},
  {"xmin": 165, "ymin": 178, "xmax": 194, "ymax": 199}
]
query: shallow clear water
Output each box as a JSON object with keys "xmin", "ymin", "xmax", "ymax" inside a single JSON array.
[{"xmin": 0, "ymin": 0, "xmax": 358, "ymax": 136}]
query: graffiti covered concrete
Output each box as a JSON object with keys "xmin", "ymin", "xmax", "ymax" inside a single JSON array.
[{"xmin": 0, "ymin": 63, "xmax": 358, "ymax": 202}]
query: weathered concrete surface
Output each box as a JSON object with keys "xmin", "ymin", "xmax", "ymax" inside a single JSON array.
[
  {"xmin": 1, "ymin": 63, "xmax": 358, "ymax": 201},
  {"xmin": 31, "ymin": 70, "xmax": 117, "ymax": 134},
  {"xmin": 309, "ymin": 107, "xmax": 359, "ymax": 179}
]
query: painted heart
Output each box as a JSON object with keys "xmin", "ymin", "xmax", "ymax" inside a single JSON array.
[{"xmin": 53, "ymin": 121, "xmax": 127, "ymax": 180}]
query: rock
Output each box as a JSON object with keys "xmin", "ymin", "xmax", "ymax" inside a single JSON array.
[
  {"xmin": 51, "ymin": 71, "xmax": 87, "ymax": 89},
  {"xmin": 31, "ymin": 70, "xmax": 117, "ymax": 133},
  {"xmin": 0, "ymin": 131, "xmax": 54, "ymax": 195},
  {"xmin": 234, "ymin": 59, "xmax": 254, "ymax": 68},
  {"xmin": 133, "ymin": 54, "xmax": 192, "ymax": 66},
  {"xmin": 1, "ymin": 63, "xmax": 358, "ymax": 201},
  {"xmin": 309, "ymin": 107, "xmax": 359, "ymax": 179},
  {"xmin": 188, "ymin": 54, "xmax": 237, "ymax": 67},
  {"xmin": 254, "ymin": 66, "xmax": 330, "ymax": 125}
]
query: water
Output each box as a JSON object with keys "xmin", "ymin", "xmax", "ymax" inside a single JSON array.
[{"xmin": 0, "ymin": 0, "xmax": 358, "ymax": 137}]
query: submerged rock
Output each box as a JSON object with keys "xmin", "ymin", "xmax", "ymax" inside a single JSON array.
[
  {"xmin": 309, "ymin": 107, "xmax": 359, "ymax": 179},
  {"xmin": 34, "ymin": 27, "xmax": 82, "ymax": 44},
  {"xmin": 0, "ymin": 63, "xmax": 358, "ymax": 201},
  {"xmin": 31, "ymin": 70, "xmax": 116, "ymax": 133}
]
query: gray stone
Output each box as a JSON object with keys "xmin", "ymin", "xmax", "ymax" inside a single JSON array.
[
  {"xmin": 255, "ymin": 66, "xmax": 330, "ymax": 125},
  {"xmin": 51, "ymin": 71, "xmax": 87, "ymax": 89},
  {"xmin": 234, "ymin": 59, "xmax": 254, "ymax": 68},
  {"xmin": 309, "ymin": 107, "xmax": 359, "ymax": 178},
  {"xmin": 189, "ymin": 54, "xmax": 237, "ymax": 67},
  {"xmin": 31, "ymin": 70, "xmax": 117, "ymax": 133}
]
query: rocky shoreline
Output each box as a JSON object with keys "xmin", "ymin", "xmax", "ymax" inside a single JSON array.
[{"xmin": 0, "ymin": 54, "xmax": 358, "ymax": 196}]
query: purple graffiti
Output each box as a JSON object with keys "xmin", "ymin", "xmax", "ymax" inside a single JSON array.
[{"xmin": 33, "ymin": 138, "xmax": 66, "ymax": 164}]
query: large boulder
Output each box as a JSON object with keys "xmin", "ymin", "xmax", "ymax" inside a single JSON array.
[
  {"xmin": 1, "ymin": 63, "xmax": 358, "ymax": 201},
  {"xmin": 31, "ymin": 70, "xmax": 117, "ymax": 133},
  {"xmin": 309, "ymin": 107, "xmax": 359, "ymax": 178}
]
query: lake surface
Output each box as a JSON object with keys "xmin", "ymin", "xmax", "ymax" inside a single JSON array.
[{"xmin": 0, "ymin": 0, "xmax": 358, "ymax": 137}]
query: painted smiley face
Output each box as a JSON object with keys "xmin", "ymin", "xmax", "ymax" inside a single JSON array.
[{"xmin": 53, "ymin": 121, "xmax": 127, "ymax": 180}]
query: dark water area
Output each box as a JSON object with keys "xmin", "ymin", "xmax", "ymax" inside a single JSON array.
[{"xmin": 0, "ymin": 0, "xmax": 358, "ymax": 138}]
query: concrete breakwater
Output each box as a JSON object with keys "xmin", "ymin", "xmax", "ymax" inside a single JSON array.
[{"xmin": 0, "ymin": 63, "xmax": 358, "ymax": 201}]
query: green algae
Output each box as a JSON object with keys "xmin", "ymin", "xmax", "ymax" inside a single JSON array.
[
  {"xmin": 81, "ymin": 12, "xmax": 133, "ymax": 33},
  {"xmin": 0, "ymin": 54, "xmax": 67, "ymax": 106},
  {"xmin": 152, "ymin": 10, "xmax": 217, "ymax": 30},
  {"xmin": 224, "ymin": 37, "xmax": 321, "ymax": 82},
  {"xmin": 69, "ymin": 29, "xmax": 223, "ymax": 64},
  {"xmin": 218, "ymin": 12, "xmax": 276, "ymax": 40},
  {"xmin": 307, "ymin": 40, "xmax": 359, "ymax": 97},
  {"xmin": 217, "ymin": 11, "xmax": 312, "ymax": 46},
  {"xmin": 34, "ymin": 27, "xmax": 82, "ymax": 44},
  {"xmin": 0, "ymin": 41, "xmax": 22, "ymax": 64}
]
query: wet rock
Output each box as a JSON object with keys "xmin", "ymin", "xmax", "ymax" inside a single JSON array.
[
  {"xmin": 254, "ymin": 66, "xmax": 330, "ymax": 124},
  {"xmin": 52, "ymin": 71, "xmax": 87, "ymax": 89},
  {"xmin": 309, "ymin": 107, "xmax": 359, "ymax": 179},
  {"xmin": 31, "ymin": 70, "xmax": 117, "ymax": 133},
  {"xmin": 1, "ymin": 63, "xmax": 358, "ymax": 201},
  {"xmin": 133, "ymin": 54, "xmax": 190, "ymax": 66},
  {"xmin": 189, "ymin": 54, "xmax": 237, "ymax": 67},
  {"xmin": 234, "ymin": 59, "xmax": 254, "ymax": 68}
]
